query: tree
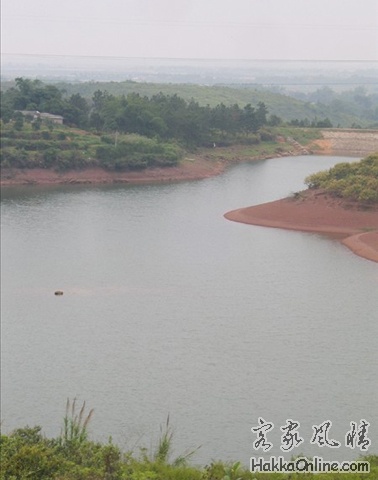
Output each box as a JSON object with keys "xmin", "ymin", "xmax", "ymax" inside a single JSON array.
[
  {"xmin": 13, "ymin": 111, "xmax": 24, "ymax": 130},
  {"xmin": 256, "ymin": 102, "xmax": 268, "ymax": 128},
  {"xmin": 0, "ymin": 91, "xmax": 13, "ymax": 123},
  {"xmin": 62, "ymin": 94, "xmax": 89, "ymax": 127},
  {"xmin": 32, "ymin": 117, "xmax": 42, "ymax": 131},
  {"xmin": 242, "ymin": 104, "xmax": 257, "ymax": 132},
  {"xmin": 268, "ymin": 114, "xmax": 282, "ymax": 126},
  {"xmin": 314, "ymin": 117, "xmax": 333, "ymax": 128}
]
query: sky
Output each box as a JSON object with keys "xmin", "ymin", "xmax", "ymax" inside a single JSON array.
[{"xmin": 1, "ymin": 0, "xmax": 378, "ymax": 61}]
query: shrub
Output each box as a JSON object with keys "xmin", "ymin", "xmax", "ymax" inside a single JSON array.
[
  {"xmin": 96, "ymin": 137, "xmax": 180, "ymax": 170},
  {"xmin": 56, "ymin": 132, "xmax": 67, "ymax": 140},
  {"xmin": 41, "ymin": 130, "xmax": 51, "ymax": 140},
  {"xmin": 259, "ymin": 129, "xmax": 275, "ymax": 141},
  {"xmin": 305, "ymin": 153, "xmax": 378, "ymax": 203},
  {"xmin": 0, "ymin": 427, "xmax": 65, "ymax": 480},
  {"xmin": 305, "ymin": 170, "xmax": 330, "ymax": 188},
  {"xmin": 44, "ymin": 148, "xmax": 59, "ymax": 167}
]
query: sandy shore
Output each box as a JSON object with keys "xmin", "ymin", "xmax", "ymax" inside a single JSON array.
[
  {"xmin": 342, "ymin": 232, "xmax": 378, "ymax": 263},
  {"xmin": 224, "ymin": 190, "xmax": 378, "ymax": 263}
]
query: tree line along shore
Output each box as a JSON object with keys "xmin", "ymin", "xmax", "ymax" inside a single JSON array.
[
  {"xmin": 1, "ymin": 77, "xmax": 377, "ymax": 179},
  {"xmin": 0, "ymin": 78, "xmax": 320, "ymax": 175},
  {"xmin": 1, "ymin": 77, "xmax": 376, "ymax": 175}
]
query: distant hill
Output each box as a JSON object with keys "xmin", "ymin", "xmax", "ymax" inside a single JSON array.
[
  {"xmin": 50, "ymin": 81, "xmax": 377, "ymax": 128},
  {"xmin": 2, "ymin": 78, "xmax": 377, "ymax": 128}
]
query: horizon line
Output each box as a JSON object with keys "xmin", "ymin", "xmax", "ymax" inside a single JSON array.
[{"xmin": 2, "ymin": 53, "xmax": 378, "ymax": 63}]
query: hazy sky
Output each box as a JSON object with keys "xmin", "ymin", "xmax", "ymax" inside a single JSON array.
[{"xmin": 1, "ymin": 0, "xmax": 378, "ymax": 61}]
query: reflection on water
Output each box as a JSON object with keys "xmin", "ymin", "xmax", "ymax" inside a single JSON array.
[{"xmin": 1, "ymin": 156, "xmax": 377, "ymax": 465}]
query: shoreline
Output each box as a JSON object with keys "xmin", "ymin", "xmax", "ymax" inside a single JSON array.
[
  {"xmin": 2, "ymin": 129, "xmax": 378, "ymax": 187},
  {"xmin": 0, "ymin": 160, "xmax": 227, "ymax": 187},
  {"xmin": 224, "ymin": 190, "xmax": 378, "ymax": 263},
  {"xmin": 2, "ymin": 130, "xmax": 378, "ymax": 263},
  {"xmin": 0, "ymin": 146, "xmax": 305, "ymax": 187},
  {"xmin": 1, "ymin": 141, "xmax": 292, "ymax": 187}
]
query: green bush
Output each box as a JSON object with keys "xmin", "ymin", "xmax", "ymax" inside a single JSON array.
[
  {"xmin": 96, "ymin": 137, "xmax": 181, "ymax": 170},
  {"xmin": 259, "ymin": 129, "xmax": 275, "ymax": 142},
  {"xmin": 1, "ymin": 412, "xmax": 377, "ymax": 480},
  {"xmin": 0, "ymin": 427, "xmax": 66, "ymax": 480},
  {"xmin": 41, "ymin": 130, "xmax": 51, "ymax": 140},
  {"xmin": 56, "ymin": 132, "xmax": 67, "ymax": 140},
  {"xmin": 100, "ymin": 135, "xmax": 114, "ymax": 144},
  {"xmin": 305, "ymin": 153, "xmax": 378, "ymax": 203},
  {"xmin": 44, "ymin": 148, "xmax": 59, "ymax": 168}
]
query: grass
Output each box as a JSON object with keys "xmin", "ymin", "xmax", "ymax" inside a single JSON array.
[
  {"xmin": 200, "ymin": 140, "xmax": 293, "ymax": 163},
  {"xmin": 272, "ymin": 126, "xmax": 323, "ymax": 145},
  {"xmin": 1, "ymin": 401, "xmax": 377, "ymax": 480},
  {"xmin": 59, "ymin": 398, "xmax": 94, "ymax": 448}
]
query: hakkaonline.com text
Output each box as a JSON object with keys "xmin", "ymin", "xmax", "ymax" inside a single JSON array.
[{"xmin": 250, "ymin": 456, "xmax": 370, "ymax": 473}]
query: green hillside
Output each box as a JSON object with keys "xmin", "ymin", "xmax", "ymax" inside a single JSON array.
[
  {"xmin": 2, "ymin": 78, "xmax": 377, "ymax": 127},
  {"xmin": 3, "ymin": 78, "xmax": 376, "ymax": 175},
  {"xmin": 1, "ymin": 78, "xmax": 296, "ymax": 170},
  {"xmin": 51, "ymin": 80, "xmax": 375, "ymax": 128}
]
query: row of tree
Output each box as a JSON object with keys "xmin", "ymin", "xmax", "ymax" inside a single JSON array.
[
  {"xmin": 0, "ymin": 78, "xmax": 89, "ymax": 127},
  {"xmin": 1, "ymin": 78, "xmax": 271, "ymax": 146},
  {"xmin": 290, "ymin": 86, "xmax": 378, "ymax": 124},
  {"xmin": 1, "ymin": 78, "xmax": 342, "ymax": 149},
  {"xmin": 89, "ymin": 90, "xmax": 269, "ymax": 145}
]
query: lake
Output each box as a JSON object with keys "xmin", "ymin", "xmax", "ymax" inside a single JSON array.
[{"xmin": 1, "ymin": 155, "xmax": 377, "ymax": 466}]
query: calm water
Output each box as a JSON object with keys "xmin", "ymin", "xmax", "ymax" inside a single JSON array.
[{"xmin": 1, "ymin": 156, "xmax": 377, "ymax": 465}]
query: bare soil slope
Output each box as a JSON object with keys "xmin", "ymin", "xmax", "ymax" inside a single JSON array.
[{"xmin": 225, "ymin": 190, "xmax": 378, "ymax": 263}]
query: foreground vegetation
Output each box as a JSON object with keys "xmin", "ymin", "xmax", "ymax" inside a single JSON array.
[
  {"xmin": 305, "ymin": 153, "xmax": 378, "ymax": 203},
  {"xmin": 1, "ymin": 401, "xmax": 377, "ymax": 480}
]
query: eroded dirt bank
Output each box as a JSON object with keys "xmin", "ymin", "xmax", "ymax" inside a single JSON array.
[
  {"xmin": 0, "ymin": 158, "xmax": 227, "ymax": 187},
  {"xmin": 2, "ymin": 129, "xmax": 378, "ymax": 187},
  {"xmin": 223, "ymin": 129, "xmax": 378, "ymax": 263},
  {"xmin": 224, "ymin": 190, "xmax": 378, "ymax": 263}
]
